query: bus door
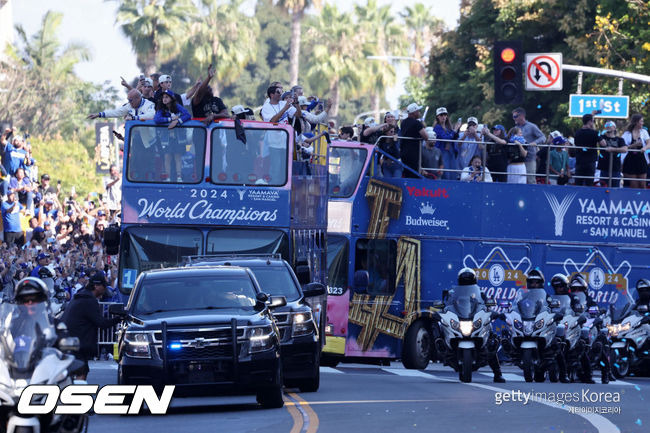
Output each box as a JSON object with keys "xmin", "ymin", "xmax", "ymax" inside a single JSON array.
[{"xmin": 347, "ymin": 238, "xmax": 401, "ymax": 358}]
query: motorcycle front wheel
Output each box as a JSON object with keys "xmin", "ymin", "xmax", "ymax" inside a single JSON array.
[
  {"xmin": 612, "ymin": 350, "xmax": 630, "ymax": 379},
  {"xmin": 459, "ymin": 348, "xmax": 472, "ymax": 383},
  {"xmin": 522, "ymin": 348, "xmax": 534, "ymax": 382}
]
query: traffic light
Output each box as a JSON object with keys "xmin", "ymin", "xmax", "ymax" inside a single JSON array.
[{"xmin": 494, "ymin": 40, "xmax": 523, "ymax": 105}]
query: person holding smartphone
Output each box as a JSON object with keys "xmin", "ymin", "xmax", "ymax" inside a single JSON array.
[{"xmin": 461, "ymin": 155, "xmax": 492, "ymax": 182}]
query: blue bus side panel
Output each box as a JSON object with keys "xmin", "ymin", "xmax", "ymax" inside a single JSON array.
[{"xmin": 338, "ymin": 177, "xmax": 649, "ymax": 358}]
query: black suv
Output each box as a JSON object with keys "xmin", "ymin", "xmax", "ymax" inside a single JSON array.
[
  {"xmin": 109, "ymin": 266, "xmax": 286, "ymax": 408},
  {"xmin": 186, "ymin": 255, "xmax": 326, "ymax": 392}
]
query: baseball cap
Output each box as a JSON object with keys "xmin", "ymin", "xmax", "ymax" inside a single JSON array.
[
  {"xmin": 364, "ymin": 117, "xmax": 376, "ymax": 127},
  {"xmin": 36, "ymin": 252, "xmax": 51, "ymax": 261},
  {"xmin": 97, "ymin": 210, "xmax": 106, "ymax": 217},
  {"xmin": 41, "ymin": 174, "xmax": 50, "ymax": 180},
  {"xmin": 231, "ymin": 105, "xmax": 253, "ymax": 116},
  {"xmin": 297, "ymin": 96, "xmax": 309, "ymax": 106},
  {"xmin": 143, "ymin": 77, "xmax": 154, "ymax": 87},
  {"xmin": 553, "ymin": 136, "xmax": 568, "ymax": 145},
  {"xmin": 467, "ymin": 116, "xmax": 478, "ymax": 125},
  {"xmin": 425, "ymin": 127, "xmax": 437, "ymax": 141},
  {"xmin": 159, "ymin": 74, "xmax": 172, "ymax": 83},
  {"xmin": 435, "ymin": 107, "xmax": 448, "ymax": 116},
  {"xmin": 492, "ymin": 125, "xmax": 506, "ymax": 134},
  {"xmin": 604, "ymin": 121, "xmax": 616, "ymax": 129},
  {"xmin": 90, "ymin": 272, "xmax": 108, "ymax": 286},
  {"xmin": 406, "ymin": 103, "xmax": 423, "ymax": 114}
]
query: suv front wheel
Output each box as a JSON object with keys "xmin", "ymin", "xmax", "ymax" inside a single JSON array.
[{"xmin": 256, "ymin": 364, "xmax": 284, "ymax": 408}]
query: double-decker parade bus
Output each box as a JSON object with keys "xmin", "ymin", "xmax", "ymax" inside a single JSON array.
[
  {"xmin": 323, "ymin": 139, "xmax": 650, "ymax": 368},
  {"xmin": 111, "ymin": 119, "xmax": 328, "ymax": 314}
]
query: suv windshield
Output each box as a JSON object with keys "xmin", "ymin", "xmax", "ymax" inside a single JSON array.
[
  {"xmin": 247, "ymin": 266, "xmax": 300, "ymax": 301},
  {"xmin": 133, "ymin": 275, "xmax": 257, "ymax": 314}
]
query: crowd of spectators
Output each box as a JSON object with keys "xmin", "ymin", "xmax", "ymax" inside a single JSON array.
[
  {"xmin": 339, "ymin": 106, "xmax": 650, "ymax": 189},
  {"xmin": 0, "ymin": 128, "xmax": 123, "ymax": 306}
]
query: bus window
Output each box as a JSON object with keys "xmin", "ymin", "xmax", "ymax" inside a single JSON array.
[
  {"xmin": 329, "ymin": 147, "xmax": 367, "ymax": 197},
  {"xmin": 354, "ymin": 239, "xmax": 397, "ymax": 296},
  {"xmin": 119, "ymin": 227, "xmax": 202, "ymax": 290},
  {"xmin": 206, "ymin": 228, "xmax": 289, "ymax": 259},
  {"xmin": 211, "ymin": 128, "xmax": 288, "ymax": 186},
  {"xmin": 327, "ymin": 235, "xmax": 349, "ymax": 296},
  {"xmin": 127, "ymin": 125, "xmax": 205, "ymax": 183}
]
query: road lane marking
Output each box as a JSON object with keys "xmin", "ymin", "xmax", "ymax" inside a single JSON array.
[
  {"xmin": 284, "ymin": 394, "xmax": 304, "ymax": 433},
  {"xmin": 285, "ymin": 399, "xmax": 442, "ymax": 405},
  {"xmin": 320, "ymin": 367, "xmax": 344, "ymax": 374},
  {"xmin": 479, "ymin": 372, "xmax": 525, "ymax": 382},
  {"xmin": 384, "ymin": 368, "xmax": 620, "ymax": 433},
  {"xmin": 288, "ymin": 393, "xmax": 319, "ymax": 433},
  {"xmin": 285, "ymin": 393, "xmax": 308, "ymax": 433}
]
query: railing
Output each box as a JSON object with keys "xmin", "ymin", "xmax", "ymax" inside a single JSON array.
[
  {"xmin": 371, "ymin": 135, "xmax": 648, "ymax": 187},
  {"xmin": 98, "ymin": 301, "xmax": 120, "ymax": 359}
]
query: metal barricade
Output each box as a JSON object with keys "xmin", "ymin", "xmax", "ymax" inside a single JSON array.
[{"xmin": 98, "ymin": 301, "xmax": 120, "ymax": 359}]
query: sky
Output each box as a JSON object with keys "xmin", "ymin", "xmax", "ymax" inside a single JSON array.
[{"xmin": 12, "ymin": 0, "xmax": 461, "ymax": 107}]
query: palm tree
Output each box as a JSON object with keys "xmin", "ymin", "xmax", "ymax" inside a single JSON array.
[
  {"xmin": 180, "ymin": 0, "xmax": 260, "ymax": 94},
  {"xmin": 401, "ymin": 3, "xmax": 444, "ymax": 77},
  {"xmin": 1, "ymin": 11, "xmax": 91, "ymax": 136},
  {"xmin": 111, "ymin": 0, "xmax": 196, "ymax": 75},
  {"xmin": 354, "ymin": 0, "xmax": 405, "ymax": 120},
  {"xmin": 304, "ymin": 4, "xmax": 361, "ymax": 118},
  {"xmin": 276, "ymin": 0, "xmax": 321, "ymax": 86}
]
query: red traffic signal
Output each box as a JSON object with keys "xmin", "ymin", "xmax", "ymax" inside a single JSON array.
[
  {"xmin": 494, "ymin": 41, "xmax": 523, "ymax": 105},
  {"xmin": 500, "ymin": 48, "xmax": 516, "ymax": 63}
]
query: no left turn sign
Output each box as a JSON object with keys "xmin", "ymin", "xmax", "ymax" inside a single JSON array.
[{"xmin": 525, "ymin": 53, "xmax": 563, "ymax": 91}]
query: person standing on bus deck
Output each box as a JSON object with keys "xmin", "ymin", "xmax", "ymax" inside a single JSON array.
[
  {"xmin": 154, "ymin": 90, "xmax": 192, "ymax": 183},
  {"xmin": 87, "ymin": 89, "xmax": 155, "ymax": 122},
  {"xmin": 62, "ymin": 272, "xmax": 123, "ymax": 380},
  {"xmin": 192, "ymin": 65, "xmax": 229, "ymax": 126},
  {"xmin": 104, "ymin": 164, "xmax": 121, "ymax": 220},
  {"xmin": 261, "ymin": 86, "xmax": 296, "ymax": 183},
  {"xmin": 512, "ymin": 107, "xmax": 545, "ymax": 184},
  {"xmin": 572, "ymin": 113, "xmax": 600, "ymax": 186},
  {"xmin": 400, "ymin": 103, "xmax": 429, "ymax": 178}
]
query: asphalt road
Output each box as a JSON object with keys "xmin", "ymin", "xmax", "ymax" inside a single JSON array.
[{"xmin": 86, "ymin": 361, "xmax": 649, "ymax": 433}]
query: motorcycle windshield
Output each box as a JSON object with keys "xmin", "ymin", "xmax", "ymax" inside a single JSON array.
[
  {"xmin": 516, "ymin": 289, "xmax": 548, "ymax": 320},
  {"xmin": 0, "ymin": 303, "xmax": 56, "ymax": 371},
  {"xmin": 609, "ymin": 295, "xmax": 633, "ymax": 323},
  {"xmin": 447, "ymin": 285, "xmax": 483, "ymax": 319},
  {"xmin": 572, "ymin": 292, "xmax": 587, "ymax": 310},
  {"xmin": 550, "ymin": 295, "xmax": 571, "ymax": 314}
]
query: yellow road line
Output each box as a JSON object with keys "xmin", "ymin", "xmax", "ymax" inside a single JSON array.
[
  {"xmin": 288, "ymin": 392, "xmax": 319, "ymax": 433},
  {"xmin": 284, "ymin": 394, "xmax": 304, "ymax": 433},
  {"xmin": 284, "ymin": 399, "xmax": 441, "ymax": 406}
]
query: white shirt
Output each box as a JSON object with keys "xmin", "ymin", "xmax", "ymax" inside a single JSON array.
[
  {"xmin": 461, "ymin": 165, "xmax": 493, "ymax": 182},
  {"xmin": 261, "ymin": 100, "xmax": 296, "ymax": 124},
  {"xmin": 621, "ymin": 129, "xmax": 650, "ymax": 164}
]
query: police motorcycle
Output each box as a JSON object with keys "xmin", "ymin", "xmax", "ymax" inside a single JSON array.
[
  {"xmin": 502, "ymin": 270, "xmax": 563, "ymax": 383},
  {"xmin": 607, "ymin": 279, "xmax": 650, "ymax": 379},
  {"xmin": 0, "ymin": 278, "xmax": 88, "ymax": 433},
  {"xmin": 433, "ymin": 268, "xmax": 505, "ymax": 383},
  {"xmin": 549, "ymin": 274, "xmax": 583, "ymax": 383},
  {"xmin": 568, "ymin": 275, "xmax": 612, "ymax": 384}
]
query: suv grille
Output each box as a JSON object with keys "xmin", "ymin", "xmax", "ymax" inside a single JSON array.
[
  {"xmin": 158, "ymin": 345, "xmax": 241, "ymax": 360},
  {"xmin": 153, "ymin": 327, "xmax": 246, "ymax": 343}
]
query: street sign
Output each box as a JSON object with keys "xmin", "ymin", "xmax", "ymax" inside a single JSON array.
[
  {"xmin": 525, "ymin": 53, "xmax": 563, "ymax": 91},
  {"xmin": 569, "ymin": 94, "xmax": 629, "ymax": 119}
]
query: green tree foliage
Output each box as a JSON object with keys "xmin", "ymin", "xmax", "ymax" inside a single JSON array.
[
  {"xmin": 0, "ymin": 11, "xmax": 118, "ymax": 140},
  {"xmin": 31, "ymin": 137, "xmax": 104, "ymax": 198},
  {"xmin": 427, "ymin": 0, "xmax": 649, "ymax": 135}
]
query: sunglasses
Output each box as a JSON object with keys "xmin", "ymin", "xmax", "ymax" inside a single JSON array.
[{"xmin": 512, "ymin": 113, "xmax": 519, "ymax": 119}]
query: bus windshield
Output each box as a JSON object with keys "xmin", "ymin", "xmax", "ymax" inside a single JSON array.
[
  {"xmin": 329, "ymin": 147, "xmax": 367, "ymax": 197},
  {"xmin": 119, "ymin": 227, "xmax": 203, "ymax": 288},
  {"xmin": 210, "ymin": 128, "xmax": 289, "ymax": 186},
  {"xmin": 206, "ymin": 229, "xmax": 289, "ymax": 258},
  {"xmin": 127, "ymin": 125, "xmax": 206, "ymax": 183}
]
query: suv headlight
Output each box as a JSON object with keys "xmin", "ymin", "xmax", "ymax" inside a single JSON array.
[
  {"xmin": 124, "ymin": 332, "xmax": 152, "ymax": 359},
  {"xmin": 292, "ymin": 312, "xmax": 314, "ymax": 337},
  {"xmin": 249, "ymin": 326, "xmax": 275, "ymax": 353}
]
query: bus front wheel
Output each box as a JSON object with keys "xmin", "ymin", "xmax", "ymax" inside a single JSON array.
[{"xmin": 402, "ymin": 321, "xmax": 432, "ymax": 370}]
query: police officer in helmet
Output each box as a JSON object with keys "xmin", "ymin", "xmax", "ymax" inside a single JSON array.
[
  {"xmin": 456, "ymin": 267, "xmax": 506, "ymax": 383},
  {"xmin": 526, "ymin": 269, "xmax": 545, "ymax": 289},
  {"xmin": 14, "ymin": 277, "xmax": 50, "ymax": 306},
  {"xmin": 636, "ymin": 279, "xmax": 650, "ymax": 310},
  {"xmin": 550, "ymin": 273, "xmax": 571, "ymax": 383}
]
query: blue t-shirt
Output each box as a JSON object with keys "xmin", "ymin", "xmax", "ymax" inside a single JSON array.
[
  {"xmin": 3, "ymin": 144, "xmax": 29, "ymax": 176},
  {"xmin": 9, "ymin": 176, "xmax": 32, "ymax": 192},
  {"xmin": 1, "ymin": 201, "xmax": 23, "ymax": 232}
]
